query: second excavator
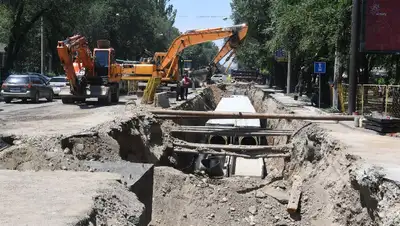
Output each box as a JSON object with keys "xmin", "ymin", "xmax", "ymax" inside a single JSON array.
[{"xmin": 121, "ymin": 23, "xmax": 248, "ymax": 103}]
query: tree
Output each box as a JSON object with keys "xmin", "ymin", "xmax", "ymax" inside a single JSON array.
[
  {"xmin": 182, "ymin": 42, "xmax": 219, "ymax": 70},
  {"xmin": 0, "ymin": 0, "xmax": 180, "ymax": 74}
]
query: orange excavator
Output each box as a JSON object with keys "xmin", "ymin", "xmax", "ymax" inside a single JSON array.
[
  {"xmin": 57, "ymin": 36, "xmax": 122, "ymax": 105},
  {"xmin": 57, "ymin": 24, "xmax": 248, "ymax": 105},
  {"xmin": 121, "ymin": 24, "xmax": 248, "ymax": 103}
]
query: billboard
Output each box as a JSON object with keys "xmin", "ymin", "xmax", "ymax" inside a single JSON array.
[{"xmin": 361, "ymin": 0, "xmax": 400, "ymax": 53}]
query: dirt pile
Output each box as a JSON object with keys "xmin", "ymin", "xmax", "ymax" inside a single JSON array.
[
  {"xmin": 0, "ymin": 114, "xmax": 166, "ymax": 172},
  {"xmin": 151, "ymin": 167, "xmax": 297, "ymax": 226}
]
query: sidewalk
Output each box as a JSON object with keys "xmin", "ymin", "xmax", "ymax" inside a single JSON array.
[{"xmin": 271, "ymin": 93, "xmax": 400, "ymax": 183}]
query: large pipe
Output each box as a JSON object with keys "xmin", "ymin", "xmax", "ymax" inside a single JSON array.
[
  {"xmin": 239, "ymin": 136, "xmax": 258, "ymax": 146},
  {"xmin": 208, "ymin": 135, "xmax": 227, "ymax": 145},
  {"xmin": 151, "ymin": 110, "xmax": 355, "ymax": 121}
]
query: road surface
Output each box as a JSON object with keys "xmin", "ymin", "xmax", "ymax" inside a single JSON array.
[{"xmin": 0, "ymin": 97, "xmax": 135, "ymax": 137}]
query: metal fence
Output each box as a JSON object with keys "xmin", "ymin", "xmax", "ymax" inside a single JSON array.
[{"xmin": 340, "ymin": 84, "xmax": 400, "ymax": 117}]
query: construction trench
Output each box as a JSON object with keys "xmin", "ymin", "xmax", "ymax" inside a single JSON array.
[{"xmin": 0, "ymin": 84, "xmax": 399, "ymax": 226}]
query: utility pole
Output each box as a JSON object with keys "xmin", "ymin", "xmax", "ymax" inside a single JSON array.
[
  {"xmin": 286, "ymin": 51, "xmax": 291, "ymax": 94},
  {"xmin": 40, "ymin": 16, "xmax": 44, "ymax": 74},
  {"xmin": 348, "ymin": 0, "xmax": 360, "ymax": 114}
]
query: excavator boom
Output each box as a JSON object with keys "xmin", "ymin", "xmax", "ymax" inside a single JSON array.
[{"xmin": 159, "ymin": 24, "xmax": 248, "ymax": 70}]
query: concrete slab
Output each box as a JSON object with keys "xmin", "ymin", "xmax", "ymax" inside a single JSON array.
[
  {"xmin": 154, "ymin": 92, "xmax": 171, "ymax": 108},
  {"xmin": 206, "ymin": 95, "xmax": 260, "ymax": 128},
  {"xmin": 271, "ymin": 94, "xmax": 400, "ymax": 183},
  {"xmin": 205, "ymin": 95, "xmax": 263, "ymax": 177},
  {"xmin": 234, "ymin": 158, "xmax": 264, "ymax": 177},
  {"xmin": 0, "ymin": 170, "xmax": 143, "ymax": 226}
]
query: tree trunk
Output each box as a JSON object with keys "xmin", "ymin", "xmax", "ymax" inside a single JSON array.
[
  {"xmin": 3, "ymin": 1, "xmax": 50, "ymax": 74},
  {"xmin": 333, "ymin": 43, "xmax": 341, "ymax": 110}
]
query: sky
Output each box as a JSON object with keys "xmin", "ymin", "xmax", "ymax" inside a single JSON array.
[
  {"xmin": 169, "ymin": 0, "xmax": 237, "ymax": 69},
  {"xmin": 169, "ymin": 0, "xmax": 233, "ymax": 48}
]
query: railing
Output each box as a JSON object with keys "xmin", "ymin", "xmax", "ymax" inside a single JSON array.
[{"xmin": 340, "ymin": 84, "xmax": 400, "ymax": 117}]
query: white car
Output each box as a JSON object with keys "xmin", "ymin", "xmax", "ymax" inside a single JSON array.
[
  {"xmin": 211, "ymin": 74, "xmax": 227, "ymax": 83},
  {"xmin": 48, "ymin": 76, "xmax": 68, "ymax": 96}
]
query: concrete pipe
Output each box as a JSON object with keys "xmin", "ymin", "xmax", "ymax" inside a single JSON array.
[
  {"xmin": 208, "ymin": 135, "xmax": 228, "ymax": 145},
  {"xmin": 239, "ymin": 136, "xmax": 258, "ymax": 146}
]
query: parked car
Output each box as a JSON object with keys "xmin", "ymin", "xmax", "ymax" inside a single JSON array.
[
  {"xmin": 0, "ymin": 74, "xmax": 54, "ymax": 103},
  {"xmin": 48, "ymin": 76, "xmax": 68, "ymax": 96},
  {"xmin": 211, "ymin": 74, "xmax": 227, "ymax": 83},
  {"xmin": 26, "ymin": 72, "xmax": 51, "ymax": 82}
]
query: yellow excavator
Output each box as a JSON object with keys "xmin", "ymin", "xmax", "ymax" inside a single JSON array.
[{"xmin": 121, "ymin": 23, "xmax": 248, "ymax": 103}]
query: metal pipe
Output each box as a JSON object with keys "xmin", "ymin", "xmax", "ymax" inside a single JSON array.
[
  {"xmin": 171, "ymin": 128, "xmax": 293, "ymax": 136},
  {"xmin": 174, "ymin": 148, "xmax": 291, "ymax": 159},
  {"xmin": 173, "ymin": 140, "xmax": 291, "ymax": 152},
  {"xmin": 152, "ymin": 110, "xmax": 356, "ymax": 121}
]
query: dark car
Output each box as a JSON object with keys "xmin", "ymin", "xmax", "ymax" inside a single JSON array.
[
  {"xmin": 26, "ymin": 72, "xmax": 51, "ymax": 82},
  {"xmin": 1, "ymin": 74, "xmax": 54, "ymax": 103}
]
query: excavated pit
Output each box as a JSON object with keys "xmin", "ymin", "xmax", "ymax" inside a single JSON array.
[
  {"xmin": 151, "ymin": 84, "xmax": 400, "ymax": 226},
  {"xmin": 0, "ymin": 84, "xmax": 399, "ymax": 225}
]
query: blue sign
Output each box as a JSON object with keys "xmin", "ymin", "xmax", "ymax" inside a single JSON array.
[
  {"xmin": 314, "ymin": 62, "xmax": 326, "ymax": 74},
  {"xmin": 275, "ymin": 49, "xmax": 287, "ymax": 62}
]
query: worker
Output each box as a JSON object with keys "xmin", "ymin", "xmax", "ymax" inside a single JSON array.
[
  {"xmin": 227, "ymin": 74, "xmax": 232, "ymax": 83},
  {"xmin": 180, "ymin": 73, "xmax": 191, "ymax": 100}
]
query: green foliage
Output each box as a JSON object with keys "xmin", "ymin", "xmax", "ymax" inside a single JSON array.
[
  {"xmin": 182, "ymin": 42, "xmax": 219, "ymax": 70},
  {"xmin": 231, "ymin": 0, "xmax": 352, "ymax": 72},
  {"xmin": 0, "ymin": 0, "xmax": 184, "ymax": 73},
  {"xmin": 0, "ymin": 5, "xmax": 11, "ymax": 43}
]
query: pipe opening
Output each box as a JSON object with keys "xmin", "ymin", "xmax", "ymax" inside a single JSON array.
[
  {"xmin": 239, "ymin": 136, "xmax": 258, "ymax": 146},
  {"xmin": 209, "ymin": 135, "xmax": 227, "ymax": 145}
]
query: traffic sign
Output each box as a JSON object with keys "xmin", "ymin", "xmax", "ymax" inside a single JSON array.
[
  {"xmin": 275, "ymin": 49, "xmax": 288, "ymax": 62},
  {"xmin": 314, "ymin": 62, "xmax": 326, "ymax": 74}
]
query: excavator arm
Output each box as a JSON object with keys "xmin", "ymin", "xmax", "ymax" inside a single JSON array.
[
  {"xmin": 208, "ymin": 24, "xmax": 248, "ymax": 75},
  {"xmin": 57, "ymin": 35, "xmax": 94, "ymax": 93},
  {"xmin": 159, "ymin": 24, "xmax": 248, "ymax": 71}
]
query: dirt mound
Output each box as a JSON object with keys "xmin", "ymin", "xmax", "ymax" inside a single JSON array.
[
  {"xmin": 0, "ymin": 114, "xmax": 167, "ymax": 172},
  {"xmin": 151, "ymin": 167, "xmax": 298, "ymax": 226}
]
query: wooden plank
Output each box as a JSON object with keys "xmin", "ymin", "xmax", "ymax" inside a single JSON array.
[
  {"xmin": 174, "ymin": 148, "xmax": 291, "ymax": 159},
  {"xmin": 172, "ymin": 140, "xmax": 291, "ymax": 152},
  {"xmin": 287, "ymin": 175, "xmax": 303, "ymax": 214}
]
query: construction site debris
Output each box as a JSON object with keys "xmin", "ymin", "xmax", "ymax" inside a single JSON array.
[{"xmin": 287, "ymin": 176, "xmax": 302, "ymax": 213}]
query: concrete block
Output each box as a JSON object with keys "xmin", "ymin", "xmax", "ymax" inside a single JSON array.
[
  {"xmin": 154, "ymin": 91, "xmax": 170, "ymax": 108},
  {"xmin": 0, "ymin": 170, "xmax": 145, "ymax": 226},
  {"xmin": 84, "ymin": 161, "xmax": 154, "ymax": 226}
]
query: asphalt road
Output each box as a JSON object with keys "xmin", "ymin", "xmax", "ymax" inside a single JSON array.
[{"xmin": 0, "ymin": 96, "xmax": 134, "ymax": 137}]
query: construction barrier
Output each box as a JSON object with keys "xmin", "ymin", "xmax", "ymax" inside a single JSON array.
[{"xmin": 340, "ymin": 84, "xmax": 400, "ymax": 117}]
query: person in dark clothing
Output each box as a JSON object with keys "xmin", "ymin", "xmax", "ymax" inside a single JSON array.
[{"xmin": 311, "ymin": 87, "xmax": 319, "ymax": 107}]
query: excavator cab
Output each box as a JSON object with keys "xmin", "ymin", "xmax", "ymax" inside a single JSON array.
[
  {"xmin": 94, "ymin": 49, "xmax": 110, "ymax": 78},
  {"xmin": 93, "ymin": 40, "xmax": 117, "ymax": 84}
]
